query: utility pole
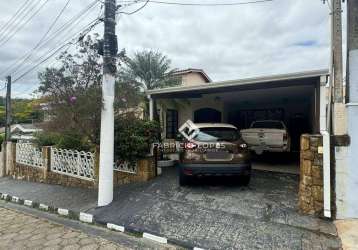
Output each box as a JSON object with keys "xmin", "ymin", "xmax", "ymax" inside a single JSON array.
[
  {"xmin": 98, "ymin": 0, "xmax": 117, "ymax": 207},
  {"xmin": 345, "ymin": 0, "xmax": 358, "ymax": 218},
  {"xmin": 5, "ymin": 76, "xmax": 11, "ymax": 141},
  {"xmin": 331, "ymin": 0, "xmax": 346, "ymax": 136},
  {"xmin": 332, "ymin": 0, "xmax": 344, "ymax": 104}
]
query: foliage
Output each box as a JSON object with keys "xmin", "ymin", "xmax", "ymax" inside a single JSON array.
[
  {"xmin": 37, "ymin": 35, "xmax": 103, "ymax": 146},
  {"xmin": 35, "ymin": 131, "xmax": 91, "ymax": 151},
  {"xmin": 0, "ymin": 134, "xmax": 4, "ymax": 147},
  {"xmin": 114, "ymin": 116, "xmax": 160, "ymax": 161},
  {"xmin": 0, "ymin": 97, "xmax": 44, "ymax": 127},
  {"xmin": 121, "ymin": 50, "xmax": 180, "ymax": 90}
]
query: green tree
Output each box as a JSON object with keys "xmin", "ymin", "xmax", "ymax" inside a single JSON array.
[
  {"xmin": 37, "ymin": 35, "xmax": 103, "ymax": 146},
  {"xmin": 122, "ymin": 50, "xmax": 180, "ymax": 90}
]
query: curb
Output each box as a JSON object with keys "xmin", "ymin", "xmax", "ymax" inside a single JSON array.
[{"xmin": 0, "ymin": 192, "xmax": 205, "ymax": 250}]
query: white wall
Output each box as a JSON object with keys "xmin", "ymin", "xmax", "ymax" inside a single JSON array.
[
  {"xmin": 337, "ymin": 49, "xmax": 358, "ymax": 219},
  {"xmin": 157, "ymin": 95, "xmax": 224, "ymax": 139}
]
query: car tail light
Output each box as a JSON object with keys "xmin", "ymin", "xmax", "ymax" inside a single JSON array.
[
  {"xmin": 185, "ymin": 142, "xmax": 198, "ymax": 150},
  {"xmin": 283, "ymin": 133, "xmax": 288, "ymax": 141}
]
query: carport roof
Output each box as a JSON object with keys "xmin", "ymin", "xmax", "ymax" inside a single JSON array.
[{"xmin": 147, "ymin": 69, "xmax": 329, "ymax": 98}]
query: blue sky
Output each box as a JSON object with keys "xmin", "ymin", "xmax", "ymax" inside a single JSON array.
[{"xmin": 0, "ymin": 0, "xmax": 347, "ymax": 98}]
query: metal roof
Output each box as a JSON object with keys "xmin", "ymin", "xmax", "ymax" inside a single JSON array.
[{"xmin": 147, "ymin": 69, "xmax": 329, "ymax": 97}]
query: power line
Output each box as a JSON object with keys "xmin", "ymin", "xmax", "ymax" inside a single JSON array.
[
  {"xmin": 120, "ymin": 0, "xmax": 273, "ymax": 7},
  {"xmin": 118, "ymin": 0, "xmax": 150, "ymax": 15},
  {"xmin": 10, "ymin": 0, "xmax": 72, "ymax": 76},
  {"xmin": 0, "ymin": 0, "xmax": 50, "ymax": 48},
  {"xmin": 12, "ymin": 18, "xmax": 103, "ymax": 84},
  {"xmin": 0, "ymin": 0, "xmax": 32, "ymax": 35},
  {"xmin": 1, "ymin": 0, "xmax": 100, "ymax": 77},
  {"xmin": 0, "ymin": 0, "xmax": 35, "ymax": 42}
]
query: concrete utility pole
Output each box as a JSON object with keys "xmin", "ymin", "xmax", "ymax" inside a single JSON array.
[
  {"xmin": 331, "ymin": 0, "xmax": 346, "ymax": 136},
  {"xmin": 345, "ymin": 0, "xmax": 358, "ymax": 218},
  {"xmin": 98, "ymin": 0, "xmax": 117, "ymax": 207},
  {"xmin": 332, "ymin": 0, "xmax": 344, "ymax": 103},
  {"xmin": 5, "ymin": 76, "xmax": 11, "ymax": 141}
]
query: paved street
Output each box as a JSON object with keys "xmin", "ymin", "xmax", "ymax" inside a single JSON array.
[
  {"xmin": 92, "ymin": 168, "xmax": 341, "ymax": 250},
  {"xmin": 0, "ymin": 168, "xmax": 342, "ymax": 250},
  {"xmin": 0, "ymin": 204, "xmax": 175, "ymax": 250}
]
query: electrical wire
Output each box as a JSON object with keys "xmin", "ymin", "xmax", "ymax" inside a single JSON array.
[
  {"xmin": 8, "ymin": 0, "xmax": 72, "ymax": 76},
  {"xmin": 0, "ymin": 0, "xmax": 50, "ymax": 48},
  {"xmin": 1, "ymin": 0, "xmax": 100, "ymax": 77},
  {"xmin": 0, "ymin": 0, "xmax": 32, "ymax": 35},
  {"xmin": 118, "ymin": 0, "xmax": 150, "ymax": 15},
  {"xmin": 12, "ymin": 18, "xmax": 103, "ymax": 84},
  {"xmin": 0, "ymin": 0, "xmax": 42, "ymax": 43},
  {"xmin": 120, "ymin": 0, "xmax": 273, "ymax": 7}
]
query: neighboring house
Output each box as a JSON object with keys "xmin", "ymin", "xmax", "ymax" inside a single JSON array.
[
  {"xmin": 40, "ymin": 102, "xmax": 54, "ymax": 122},
  {"xmin": 172, "ymin": 68, "xmax": 212, "ymax": 86},
  {"xmin": 10, "ymin": 123, "xmax": 42, "ymax": 141}
]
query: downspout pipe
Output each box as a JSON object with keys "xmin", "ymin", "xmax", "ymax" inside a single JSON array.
[{"xmin": 320, "ymin": 75, "xmax": 332, "ymax": 218}]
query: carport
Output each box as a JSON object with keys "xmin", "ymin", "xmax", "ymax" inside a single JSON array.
[{"xmin": 147, "ymin": 70, "xmax": 329, "ymax": 174}]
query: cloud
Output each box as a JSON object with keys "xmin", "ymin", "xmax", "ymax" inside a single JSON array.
[{"xmin": 0, "ymin": 0, "xmax": 347, "ymax": 98}]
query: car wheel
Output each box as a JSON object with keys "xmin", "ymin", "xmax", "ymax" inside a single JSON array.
[
  {"xmin": 179, "ymin": 169, "xmax": 191, "ymax": 186},
  {"xmin": 241, "ymin": 175, "xmax": 251, "ymax": 186}
]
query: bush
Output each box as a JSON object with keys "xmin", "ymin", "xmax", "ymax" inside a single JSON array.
[
  {"xmin": 35, "ymin": 132, "xmax": 61, "ymax": 147},
  {"xmin": 35, "ymin": 131, "xmax": 92, "ymax": 151},
  {"xmin": 114, "ymin": 116, "xmax": 160, "ymax": 162}
]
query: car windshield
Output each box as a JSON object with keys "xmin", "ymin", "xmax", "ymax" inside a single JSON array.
[
  {"xmin": 193, "ymin": 127, "xmax": 239, "ymax": 142},
  {"xmin": 251, "ymin": 121, "xmax": 284, "ymax": 129}
]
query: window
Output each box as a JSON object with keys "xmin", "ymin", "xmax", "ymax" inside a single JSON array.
[
  {"xmin": 251, "ymin": 121, "xmax": 284, "ymax": 129},
  {"xmin": 166, "ymin": 109, "xmax": 178, "ymax": 139},
  {"xmin": 194, "ymin": 127, "xmax": 239, "ymax": 142}
]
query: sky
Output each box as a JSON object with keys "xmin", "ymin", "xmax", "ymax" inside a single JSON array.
[{"xmin": 0, "ymin": 0, "xmax": 347, "ymax": 98}]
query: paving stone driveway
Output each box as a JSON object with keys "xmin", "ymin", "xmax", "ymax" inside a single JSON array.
[{"xmin": 92, "ymin": 168, "xmax": 341, "ymax": 250}]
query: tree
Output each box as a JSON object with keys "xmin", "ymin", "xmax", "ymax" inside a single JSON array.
[
  {"xmin": 122, "ymin": 50, "xmax": 180, "ymax": 90},
  {"xmin": 38, "ymin": 35, "xmax": 103, "ymax": 146}
]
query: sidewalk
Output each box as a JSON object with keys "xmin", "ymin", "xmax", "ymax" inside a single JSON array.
[
  {"xmin": 0, "ymin": 177, "xmax": 97, "ymax": 212},
  {"xmin": 0, "ymin": 169, "xmax": 342, "ymax": 250},
  {"xmin": 335, "ymin": 219, "xmax": 358, "ymax": 250}
]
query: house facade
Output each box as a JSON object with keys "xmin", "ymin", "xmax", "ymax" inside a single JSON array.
[{"xmin": 147, "ymin": 69, "xmax": 339, "ymax": 217}]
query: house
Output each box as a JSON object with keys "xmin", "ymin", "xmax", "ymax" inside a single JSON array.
[
  {"xmin": 148, "ymin": 70, "xmax": 326, "ymax": 143},
  {"xmin": 172, "ymin": 68, "xmax": 212, "ymax": 86},
  {"xmin": 10, "ymin": 123, "xmax": 42, "ymax": 141},
  {"xmin": 147, "ymin": 69, "xmax": 338, "ymax": 217}
]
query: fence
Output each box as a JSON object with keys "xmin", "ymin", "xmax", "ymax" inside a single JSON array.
[
  {"xmin": 11, "ymin": 143, "xmax": 154, "ymax": 188},
  {"xmin": 15, "ymin": 143, "xmax": 44, "ymax": 168},
  {"xmin": 51, "ymin": 148, "xmax": 95, "ymax": 181},
  {"xmin": 114, "ymin": 161, "xmax": 137, "ymax": 174}
]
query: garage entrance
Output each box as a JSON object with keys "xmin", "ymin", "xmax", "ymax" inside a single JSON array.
[{"xmin": 148, "ymin": 70, "xmax": 327, "ymax": 174}]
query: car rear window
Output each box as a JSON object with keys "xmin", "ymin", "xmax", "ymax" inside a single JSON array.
[
  {"xmin": 251, "ymin": 121, "xmax": 284, "ymax": 129},
  {"xmin": 193, "ymin": 127, "xmax": 239, "ymax": 142}
]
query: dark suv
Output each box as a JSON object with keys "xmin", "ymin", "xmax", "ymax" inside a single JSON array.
[{"xmin": 178, "ymin": 123, "xmax": 251, "ymax": 186}]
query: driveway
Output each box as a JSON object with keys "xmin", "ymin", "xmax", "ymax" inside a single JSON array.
[{"xmin": 92, "ymin": 168, "xmax": 341, "ymax": 250}]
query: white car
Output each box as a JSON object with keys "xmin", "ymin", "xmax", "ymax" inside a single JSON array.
[{"xmin": 240, "ymin": 120, "xmax": 290, "ymax": 155}]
